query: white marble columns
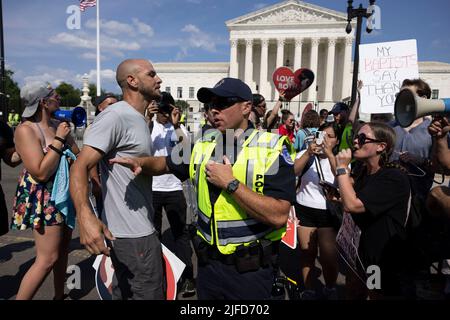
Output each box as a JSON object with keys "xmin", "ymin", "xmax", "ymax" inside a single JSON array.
[
  {"xmin": 324, "ymin": 38, "xmax": 337, "ymax": 102},
  {"xmin": 307, "ymin": 38, "xmax": 320, "ymax": 103},
  {"xmin": 229, "ymin": 39, "xmax": 238, "ymax": 78},
  {"xmin": 294, "ymin": 38, "xmax": 303, "ymax": 71},
  {"xmin": 244, "ymin": 39, "xmax": 254, "ymax": 90},
  {"xmin": 259, "ymin": 39, "xmax": 269, "ymax": 96},
  {"xmin": 342, "ymin": 37, "xmax": 353, "ymax": 100},
  {"xmin": 276, "ymin": 38, "xmax": 285, "ymax": 69},
  {"xmin": 229, "ymin": 36, "xmax": 353, "ymax": 103}
]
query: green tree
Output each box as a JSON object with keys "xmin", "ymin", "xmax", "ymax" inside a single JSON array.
[
  {"xmin": 4, "ymin": 69, "xmax": 21, "ymax": 113},
  {"xmin": 174, "ymin": 99, "xmax": 190, "ymax": 113},
  {"xmin": 88, "ymin": 83, "xmax": 106, "ymax": 101},
  {"xmin": 55, "ymin": 82, "xmax": 81, "ymax": 108}
]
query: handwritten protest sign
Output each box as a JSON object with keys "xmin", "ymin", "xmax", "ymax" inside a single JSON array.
[{"xmin": 359, "ymin": 39, "xmax": 419, "ymax": 114}]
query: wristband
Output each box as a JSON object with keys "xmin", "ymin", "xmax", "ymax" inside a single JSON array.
[
  {"xmin": 48, "ymin": 144, "xmax": 63, "ymax": 156},
  {"xmin": 54, "ymin": 136, "xmax": 66, "ymax": 144}
]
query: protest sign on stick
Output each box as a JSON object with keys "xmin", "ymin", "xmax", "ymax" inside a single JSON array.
[{"xmin": 359, "ymin": 39, "xmax": 419, "ymax": 114}]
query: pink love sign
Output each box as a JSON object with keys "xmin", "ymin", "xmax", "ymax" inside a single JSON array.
[{"xmin": 272, "ymin": 67, "xmax": 315, "ymax": 101}]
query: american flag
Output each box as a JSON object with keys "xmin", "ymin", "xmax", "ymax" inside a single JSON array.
[{"xmin": 79, "ymin": 0, "xmax": 96, "ymax": 12}]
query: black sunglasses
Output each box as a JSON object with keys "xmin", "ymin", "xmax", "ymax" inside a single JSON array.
[
  {"xmin": 209, "ymin": 96, "xmax": 246, "ymax": 110},
  {"xmin": 354, "ymin": 133, "xmax": 383, "ymax": 146}
]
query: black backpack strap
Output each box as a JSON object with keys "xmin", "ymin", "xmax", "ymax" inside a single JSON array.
[{"xmin": 149, "ymin": 119, "xmax": 154, "ymax": 134}]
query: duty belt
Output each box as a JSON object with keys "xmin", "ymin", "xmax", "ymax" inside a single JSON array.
[{"xmin": 206, "ymin": 240, "xmax": 280, "ymax": 266}]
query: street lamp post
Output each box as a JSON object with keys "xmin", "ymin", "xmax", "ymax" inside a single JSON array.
[
  {"xmin": 346, "ymin": 0, "xmax": 375, "ymax": 107},
  {"xmin": 0, "ymin": 0, "xmax": 6, "ymax": 122}
]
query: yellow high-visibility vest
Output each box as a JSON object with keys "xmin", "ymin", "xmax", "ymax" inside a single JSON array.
[{"xmin": 189, "ymin": 129, "xmax": 295, "ymax": 255}]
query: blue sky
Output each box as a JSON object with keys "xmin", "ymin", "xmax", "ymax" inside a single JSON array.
[{"xmin": 4, "ymin": 0, "xmax": 450, "ymax": 93}]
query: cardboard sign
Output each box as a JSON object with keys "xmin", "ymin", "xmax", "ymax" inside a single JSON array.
[
  {"xmin": 92, "ymin": 244, "xmax": 185, "ymax": 300},
  {"xmin": 272, "ymin": 67, "xmax": 315, "ymax": 101},
  {"xmin": 336, "ymin": 212, "xmax": 366, "ymax": 282},
  {"xmin": 359, "ymin": 39, "xmax": 419, "ymax": 114},
  {"xmin": 281, "ymin": 206, "xmax": 299, "ymax": 249}
]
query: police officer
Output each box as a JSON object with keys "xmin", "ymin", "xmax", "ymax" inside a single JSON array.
[
  {"xmin": 110, "ymin": 78, "xmax": 296, "ymax": 300},
  {"xmin": 8, "ymin": 109, "xmax": 20, "ymax": 127}
]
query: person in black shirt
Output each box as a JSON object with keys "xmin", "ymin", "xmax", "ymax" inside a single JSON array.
[
  {"xmin": 0, "ymin": 121, "xmax": 21, "ymax": 236},
  {"xmin": 336, "ymin": 122, "xmax": 411, "ymax": 299}
]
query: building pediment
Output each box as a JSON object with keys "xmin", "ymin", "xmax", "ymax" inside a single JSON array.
[{"xmin": 226, "ymin": 0, "xmax": 347, "ymax": 27}]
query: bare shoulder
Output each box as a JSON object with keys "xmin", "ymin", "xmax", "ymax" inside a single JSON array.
[{"xmin": 14, "ymin": 122, "xmax": 36, "ymax": 139}]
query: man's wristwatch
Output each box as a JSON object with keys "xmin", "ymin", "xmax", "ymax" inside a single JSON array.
[
  {"xmin": 336, "ymin": 167, "xmax": 349, "ymax": 176},
  {"xmin": 226, "ymin": 179, "xmax": 240, "ymax": 194}
]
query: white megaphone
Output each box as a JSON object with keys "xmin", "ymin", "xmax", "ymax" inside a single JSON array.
[{"xmin": 394, "ymin": 88, "xmax": 450, "ymax": 128}]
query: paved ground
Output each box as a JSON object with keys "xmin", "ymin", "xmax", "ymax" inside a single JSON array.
[
  {"xmin": 0, "ymin": 163, "xmax": 448, "ymax": 300},
  {"xmin": 0, "ymin": 164, "xmax": 198, "ymax": 300}
]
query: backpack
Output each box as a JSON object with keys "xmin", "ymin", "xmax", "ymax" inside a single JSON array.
[{"xmin": 297, "ymin": 128, "xmax": 315, "ymax": 152}]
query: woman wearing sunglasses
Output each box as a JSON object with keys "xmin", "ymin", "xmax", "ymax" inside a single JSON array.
[
  {"xmin": 335, "ymin": 122, "xmax": 411, "ymax": 299},
  {"xmin": 12, "ymin": 82, "xmax": 79, "ymax": 300}
]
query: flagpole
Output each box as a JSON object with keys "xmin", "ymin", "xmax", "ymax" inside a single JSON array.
[{"xmin": 96, "ymin": 0, "xmax": 101, "ymax": 96}]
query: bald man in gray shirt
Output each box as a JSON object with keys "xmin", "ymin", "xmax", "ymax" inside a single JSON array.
[{"xmin": 70, "ymin": 59, "xmax": 164, "ymax": 300}]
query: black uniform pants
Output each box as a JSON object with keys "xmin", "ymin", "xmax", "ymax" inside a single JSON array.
[{"xmin": 197, "ymin": 259, "xmax": 273, "ymax": 300}]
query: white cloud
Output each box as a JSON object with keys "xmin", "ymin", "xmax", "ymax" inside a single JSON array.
[
  {"xmin": 50, "ymin": 32, "xmax": 94, "ymax": 49},
  {"xmin": 132, "ymin": 18, "xmax": 154, "ymax": 36},
  {"xmin": 86, "ymin": 18, "xmax": 154, "ymax": 37},
  {"xmin": 49, "ymin": 32, "xmax": 141, "ymax": 51},
  {"xmin": 186, "ymin": 0, "xmax": 202, "ymax": 4},
  {"xmin": 81, "ymin": 52, "xmax": 107, "ymax": 60},
  {"xmin": 19, "ymin": 66, "xmax": 117, "ymax": 92},
  {"xmin": 175, "ymin": 47, "xmax": 189, "ymax": 61},
  {"xmin": 76, "ymin": 69, "xmax": 117, "ymax": 85},
  {"xmin": 181, "ymin": 24, "xmax": 200, "ymax": 33},
  {"xmin": 181, "ymin": 24, "xmax": 216, "ymax": 52},
  {"xmin": 86, "ymin": 19, "xmax": 134, "ymax": 36},
  {"xmin": 50, "ymin": 17, "xmax": 153, "ymax": 60},
  {"xmin": 23, "ymin": 67, "xmax": 76, "ymax": 87}
]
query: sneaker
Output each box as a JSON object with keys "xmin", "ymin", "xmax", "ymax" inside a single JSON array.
[
  {"xmin": 322, "ymin": 286, "xmax": 338, "ymax": 300},
  {"xmin": 180, "ymin": 279, "xmax": 196, "ymax": 298},
  {"xmin": 300, "ymin": 289, "xmax": 317, "ymax": 300}
]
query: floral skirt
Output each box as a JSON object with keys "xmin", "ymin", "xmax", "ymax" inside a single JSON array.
[{"xmin": 11, "ymin": 169, "xmax": 65, "ymax": 230}]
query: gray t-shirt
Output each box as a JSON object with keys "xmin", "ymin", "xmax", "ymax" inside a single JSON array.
[
  {"xmin": 392, "ymin": 119, "xmax": 433, "ymax": 201},
  {"xmin": 84, "ymin": 101, "xmax": 155, "ymax": 238}
]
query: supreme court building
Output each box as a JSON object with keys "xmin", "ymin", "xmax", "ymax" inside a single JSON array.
[{"xmin": 154, "ymin": 0, "xmax": 450, "ymax": 130}]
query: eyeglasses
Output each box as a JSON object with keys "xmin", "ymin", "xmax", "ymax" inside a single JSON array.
[
  {"xmin": 45, "ymin": 94, "xmax": 60, "ymax": 104},
  {"xmin": 209, "ymin": 96, "xmax": 246, "ymax": 111},
  {"xmin": 354, "ymin": 133, "xmax": 383, "ymax": 146}
]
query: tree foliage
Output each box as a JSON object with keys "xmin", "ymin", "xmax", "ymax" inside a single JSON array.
[
  {"xmin": 4, "ymin": 69, "xmax": 21, "ymax": 113},
  {"xmin": 55, "ymin": 82, "xmax": 81, "ymax": 108},
  {"xmin": 88, "ymin": 83, "xmax": 106, "ymax": 101},
  {"xmin": 175, "ymin": 99, "xmax": 190, "ymax": 112}
]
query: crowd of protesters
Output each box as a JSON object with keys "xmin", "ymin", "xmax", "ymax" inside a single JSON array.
[{"xmin": 0, "ymin": 58, "xmax": 449, "ymax": 301}]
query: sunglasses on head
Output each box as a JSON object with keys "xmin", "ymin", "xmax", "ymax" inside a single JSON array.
[
  {"xmin": 354, "ymin": 133, "xmax": 383, "ymax": 146},
  {"xmin": 209, "ymin": 96, "xmax": 246, "ymax": 110}
]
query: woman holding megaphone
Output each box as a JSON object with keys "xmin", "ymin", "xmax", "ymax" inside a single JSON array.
[{"xmin": 11, "ymin": 82, "xmax": 79, "ymax": 300}]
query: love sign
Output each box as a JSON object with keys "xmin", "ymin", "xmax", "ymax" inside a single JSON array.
[{"xmin": 272, "ymin": 67, "xmax": 315, "ymax": 101}]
